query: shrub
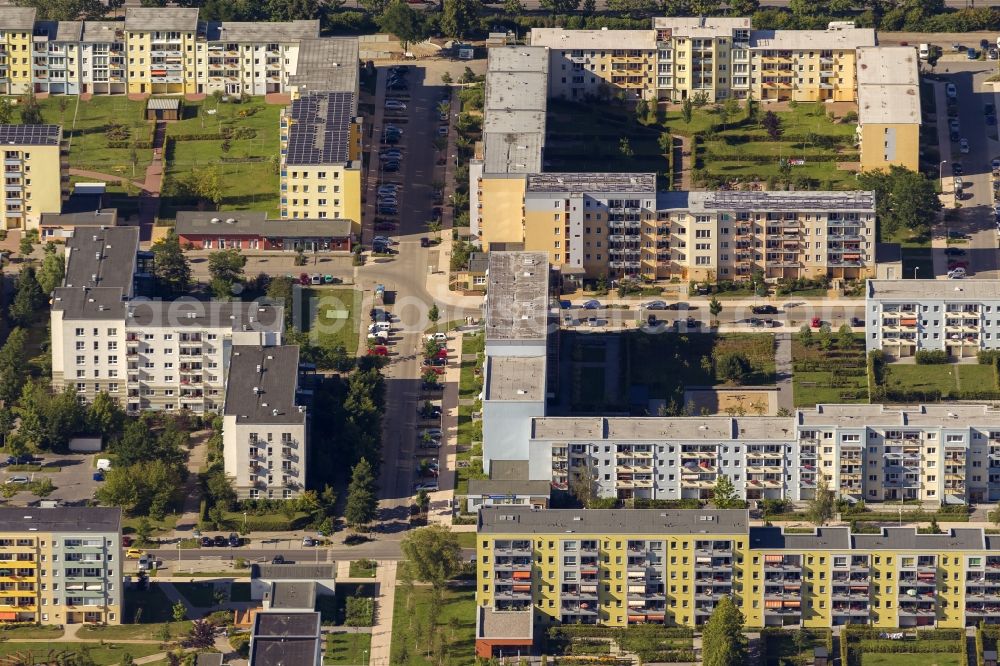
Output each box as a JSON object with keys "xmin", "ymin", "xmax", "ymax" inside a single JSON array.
[
  {"xmin": 915, "ymin": 349, "xmax": 949, "ymax": 364},
  {"xmin": 344, "ymin": 595, "xmax": 374, "ymax": 627}
]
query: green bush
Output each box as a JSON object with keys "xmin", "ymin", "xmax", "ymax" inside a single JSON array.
[
  {"xmin": 230, "ymin": 632, "xmax": 250, "ymax": 657},
  {"xmin": 915, "ymin": 349, "xmax": 950, "ymax": 364},
  {"xmin": 857, "ymin": 640, "xmax": 961, "ymax": 653},
  {"xmin": 345, "ymin": 596, "xmax": 374, "ymax": 627}
]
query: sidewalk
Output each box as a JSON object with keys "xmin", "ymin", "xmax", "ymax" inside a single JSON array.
[{"xmin": 369, "ymin": 560, "xmax": 397, "ymax": 666}]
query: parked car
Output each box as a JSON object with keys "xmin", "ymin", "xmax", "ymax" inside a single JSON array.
[
  {"xmin": 213, "ymin": 535, "xmax": 227, "ymax": 547},
  {"xmin": 415, "ymin": 482, "xmax": 439, "ymax": 492},
  {"xmin": 945, "ymin": 247, "xmax": 966, "ymax": 256},
  {"xmin": 752, "ymin": 305, "xmax": 779, "ymax": 315},
  {"xmin": 968, "ymin": 47, "xmax": 978, "ymax": 60},
  {"xmin": 122, "ymin": 536, "xmax": 134, "ymax": 547},
  {"xmin": 126, "ymin": 548, "xmax": 144, "ymax": 559},
  {"xmin": 384, "ymin": 100, "xmax": 407, "ymax": 111},
  {"xmin": 420, "ymin": 237, "xmax": 430, "ymax": 247},
  {"xmin": 582, "ymin": 300, "xmax": 602, "ymax": 310},
  {"xmin": 271, "ymin": 554, "xmax": 286, "ymax": 564},
  {"xmin": 946, "ymin": 82, "xmax": 957, "ymax": 98},
  {"xmin": 368, "ymin": 345, "xmax": 389, "ymax": 356},
  {"xmin": 5, "ymin": 476, "xmax": 27, "ymax": 485},
  {"xmin": 302, "ymin": 537, "xmax": 316, "ymax": 547},
  {"xmin": 200, "ymin": 536, "xmax": 213, "ymax": 547},
  {"xmin": 428, "ymin": 332, "xmax": 448, "ymax": 343},
  {"xmin": 811, "ymin": 317, "xmax": 822, "ymax": 328},
  {"xmin": 382, "ymin": 161, "xmax": 400, "ymax": 173},
  {"xmin": 645, "ymin": 300, "xmax": 667, "ymax": 310},
  {"xmin": 950, "ymin": 130, "xmax": 960, "ymax": 143},
  {"xmin": 949, "ymin": 118, "xmax": 961, "ymax": 133},
  {"xmin": 960, "ymin": 138, "xmax": 970, "ymax": 154},
  {"xmin": 952, "ymin": 162, "xmax": 963, "ymax": 175},
  {"xmin": 437, "ymin": 125, "xmax": 449, "ymax": 136},
  {"xmin": 420, "ymin": 428, "xmax": 443, "ymax": 439}
]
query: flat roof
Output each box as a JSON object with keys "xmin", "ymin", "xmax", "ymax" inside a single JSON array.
[
  {"xmin": 126, "ymin": 300, "xmax": 283, "ymax": 332},
  {"xmin": 478, "ymin": 607, "xmax": 534, "ymax": 640},
  {"xmin": 482, "ymin": 47, "xmax": 547, "ymax": 175},
  {"xmin": 749, "ymin": 27, "xmax": 876, "ymax": 50},
  {"xmin": 147, "ymin": 98, "xmax": 180, "ymax": 111},
  {"xmin": 223, "ymin": 345, "xmax": 305, "ymax": 425},
  {"xmin": 63, "ymin": 226, "xmax": 139, "ymax": 295},
  {"xmin": 686, "ymin": 190, "xmax": 876, "ymax": 213},
  {"xmin": 856, "ymin": 47, "xmax": 920, "ymax": 87},
  {"xmin": 195, "ymin": 655, "xmax": 223, "ymax": 666},
  {"xmin": 35, "ymin": 21, "xmax": 83, "ymax": 43},
  {"xmin": 82, "ymin": 21, "xmax": 124, "ymax": 43},
  {"xmin": 40, "ymin": 209, "xmax": 118, "ymax": 228},
  {"xmin": 287, "ymin": 38, "xmax": 359, "ymax": 96},
  {"xmin": 852, "ymin": 527, "xmax": 985, "ymax": 551},
  {"xmin": 251, "ymin": 612, "xmax": 321, "ymax": 666},
  {"xmin": 526, "ymin": 172, "xmax": 656, "ymax": 194},
  {"xmin": 484, "ymin": 252, "xmax": 549, "ymax": 342},
  {"xmin": 467, "ymin": 477, "xmax": 552, "ymax": 497},
  {"xmin": 268, "ymin": 581, "xmax": 316, "ymax": 610},
  {"xmin": 176, "ymin": 211, "xmax": 352, "ymax": 238},
  {"xmin": 0, "ymin": 7, "xmax": 37, "ymax": 31},
  {"xmin": 0, "ymin": 125, "xmax": 60, "ymax": 146},
  {"xmin": 51, "ymin": 287, "xmax": 128, "ymax": 321},
  {"xmin": 857, "ymin": 48, "xmax": 921, "ymax": 125},
  {"xmin": 530, "ymin": 27, "xmax": 657, "ymax": 50},
  {"xmin": 124, "ymin": 8, "xmax": 199, "ymax": 32},
  {"xmin": 531, "ymin": 416, "xmax": 795, "ymax": 442},
  {"xmin": 868, "ymin": 279, "xmax": 1000, "ymax": 301},
  {"xmin": 0, "ymin": 507, "xmax": 120, "ymax": 533},
  {"xmin": 206, "ymin": 20, "xmax": 319, "ymax": 43},
  {"xmin": 799, "ymin": 403, "xmax": 1000, "ymax": 429},
  {"xmin": 484, "ymin": 355, "xmax": 546, "ymax": 401},
  {"xmin": 652, "ymin": 16, "xmax": 752, "ymax": 34},
  {"xmin": 252, "ymin": 563, "xmax": 336, "ymax": 580},
  {"xmin": 750, "ymin": 526, "xmax": 851, "ymax": 550},
  {"xmin": 284, "ymin": 92, "xmax": 356, "ymax": 166},
  {"xmin": 479, "ymin": 507, "xmax": 749, "ymax": 535}
]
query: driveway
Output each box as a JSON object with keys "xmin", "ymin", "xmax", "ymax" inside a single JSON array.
[{"xmin": 0, "ymin": 453, "xmax": 101, "ymax": 505}]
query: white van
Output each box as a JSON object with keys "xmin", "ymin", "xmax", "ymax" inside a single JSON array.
[
  {"xmin": 96, "ymin": 458, "xmax": 112, "ymax": 471},
  {"xmin": 919, "ymin": 43, "xmax": 929, "ymax": 60}
]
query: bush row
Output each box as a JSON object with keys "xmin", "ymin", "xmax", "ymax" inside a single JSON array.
[
  {"xmin": 915, "ymin": 349, "xmax": 950, "ymax": 365},
  {"xmin": 106, "ymin": 140, "xmax": 154, "ymax": 149},
  {"xmin": 857, "ymin": 640, "xmax": 962, "ymax": 654}
]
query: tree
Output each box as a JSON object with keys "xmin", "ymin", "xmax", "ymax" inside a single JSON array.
[
  {"xmin": 18, "ymin": 94, "xmax": 43, "ymax": 125},
  {"xmin": 400, "ymin": 525, "xmax": 462, "ymax": 591},
  {"xmin": 379, "ymin": 1, "xmax": 427, "ymax": 51},
  {"xmin": 989, "ymin": 502, "xmax": 1000, "ymax": 527},
  {"xmin": 727, "ymin": 0, "xmax": 759, "ymax": 12},
  {"xmin": 539, "ymin": 0, "xmax": 579, "ymax": 12},
  {"xmin": 0, "ymin": 409, "xmax": 13, "ymax": 449},
  {"xmin": 837, "ymin": 323, "xmax": 854, "ymax": 351},
  {"xmin": 569, "ymin": 467, "xmax": 596, "ymax": 506},
  {"xmin": 36, "ymin": 245, "xmax": 65, "ymax": 294},
  {"xmin": 0, "ymin": 98, "xmax": 13, "ymax": 126},
  {"xmin": 744, "ymin": 93, "xmax": 758, "ymax": 122},
  {"xmin": 702, "ymin": 596, "xmax": 747, "ymax": 666},
  {"xmin": 858, "ymin": 166, "xmax": 941, "ymax": 241},
  {"xmin": 0, "ymin": 328, "xmax": 27, "ymax": 406},
  {"xmin": 171, "ymin": 167, "xmax": 222, "ymax": 207},
  {"xmin": 762, "ymin": 110, "xmax": 782, "ymax": 140},
  {"xmin": 709, "ymin": 296, "xmax": 722, "ymax": 326},
  {"xmin": 717, "ymin": 353, "xmax": 752, "ymax": 385},
  {"xmin": 503, "ymin": 0, "xmax": 524, "ymax": 11},
  {"xmin": 18, "ymin": 232, "xmax": 36, "ymax": 263},
  {"xmin": 86, "ymin": 392, "xmax": 125, "ymax": 436},
  {"xmin": 172, "ymin": 601, "xmax": 187, "ymax": 623},
  {"xmin": 441, "ymin": 0, "xmax": 480, "ymax": 38},
  {"xmin": 415, "ymin": 488, "xmax": 430, "ymax": 512},
  {"xmin": 186, "ymin": 620, "xmax": 215, "ymax": 649},
  {"xmin": 151, "ymin": 232, "xmax": 191, "ymax": 297},
  {"xmin": 798, "ymin": 324, "xmax": 814, "ymax": 347},
  {"xmin": 658, "ymin": 132, "xmax": 673, "ymax": 156},
  {"xmin": 345, "ymin": 458, "xmax": 378, "ymax": 528},
  {"xmin": 721, "ymin": 97, "xmax": 741, "ymax": 131},
  {"xmin": 13, "ymin": 0, "xmax": 106, "ymax": 20},
  {"xmin": 428, "ymin": 304, "xmax": 440, "ymax": 323},
  {"xmin": 817, "ymin": 322, "xmax": 833, "ymax": 350},
  {"xmin": 135, "ymin": 517, "xmax": 153, "ymax": 546},
  {"xmin": 681, "ymin": 97, "xmax": 693, "ymax": 124},
  {"xmin": 208, "ymin": 248, "xmax": 246, "ymax": 298},
  {"xmin": 618, "ymin": 137, "xmax": 634, "ymax": 158},
  {"xmin": 807, "ymin": 475, "xmax": 835, "ymax": 526},
  {"xmin": 711, "ymin": 475, "xmax": 739, "ymax": 509},
  {"xmin": 266, "ymin": 276, "xmax": 296, "ymax": 330}
]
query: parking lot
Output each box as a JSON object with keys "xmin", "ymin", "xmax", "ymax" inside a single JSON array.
[{"xmin": 0, "ymin": 453, "xmax": 102, "ymax": 505}]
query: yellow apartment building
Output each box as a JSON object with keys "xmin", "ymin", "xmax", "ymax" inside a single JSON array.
[
  {"xmin": 124, "ymin": 7, "xmax": 200, "ymax": 95},
  {"xmin": 0, "ymin": 124, "xmax": 65, "ymax": 231},
  {"xmin": 476, "ymin": 507, "xmax": 1000, "ymax": 652},
  {"xmin": 0, "ymin": 7, "xmax": 37, "ymax": 95},
  {"xmin": 748, "ymin": 27, "xmax": 874, "ymax": 102},
  {"xmin": 652, "ymin": 17, "xmax": 752, "ymax": 102},
  {"xmin": 280, "ymin": 91, "xmax": 362, "ymax": 230},
  {"xmin": 0, "ymin": 507, "xmax": 121, "ymax": 626},
  {"xmin": 856, "ymin": 46, "xmax": 921, "ymax": 173}
]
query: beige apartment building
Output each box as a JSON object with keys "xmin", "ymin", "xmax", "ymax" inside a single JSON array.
[
  {"xmin": 856, "ymin": 46, "xmax": 921, "ymax": 172},
  {"xmin": 652, "ymin": 17, "xmax": 752, "ymax": 102},
  {"xmin": 0, "ymin": 7, "xmax": 38, "ymax": 95},
  {"xmin": 124, "ymin": 8, "xmax": 200, "ymax": 95},
  {"xmin": 0, "ymin": 124, "xmax": 65, "ymax": 231},
  {"xmin": 279, "ymin": 91, "xmax": 362, "ymax": 229}
]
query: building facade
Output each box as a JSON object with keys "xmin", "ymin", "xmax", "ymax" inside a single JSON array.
[
  {"xmin": 476, "ymin": 507, "xmax": 1000, "ymax": 644},
  {"xmin": 855, "ymin": 47, "xmax": 922, "ymax": 173},
  {"xmin": 0, "ymin": 508, "xmax": 121, "ymax": 626},
  {"xmin": 222, "ymin": 345, "xmax": 308, "ymax": 499},
  {"xmin": 0, "ymin": 124, "xmax": 65, "ymax": 231},
  {"xmin": 866, "ymin": 280, "xmax": 1000, "ymax": 359},
  {"xmin": 175, "ymin": 211, "xmax": 353, "ymax": 252},
  {"xmin": 652, "ymin": 17, "xmax": 752, "ymax": 103}
]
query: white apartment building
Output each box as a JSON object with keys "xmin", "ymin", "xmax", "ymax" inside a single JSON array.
[
  {"xmin": 50, "ymin": 226, "xmax": 283, "ymax": 413},
  {"xmin": 200, "ymin": 20, "xmax": 317, "ymax": 96},
  {"xmin": 866, "ymin": 280, "xmax": 1000, "ymax": 359},
  {"xmin": 80, "ymin": 21, "xmax": 126, "ymax": 95},
  {"xmin": 223, "ymin": 345, "xmax": 308, "ymax": 499}
]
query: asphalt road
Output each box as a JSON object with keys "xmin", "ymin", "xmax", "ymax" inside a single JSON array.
[{"xmin": 934, "ymin": 60, "xmax": 1000, "ymax": 279}]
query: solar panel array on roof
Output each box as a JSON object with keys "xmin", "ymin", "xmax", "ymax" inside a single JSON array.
[
  {"xmin": 0, "ymin": 125, "xmax": 60, "ymax": 146},
  {"xmin": 284, "ymin": 92, "xmax": 354, "ymax": 166}
]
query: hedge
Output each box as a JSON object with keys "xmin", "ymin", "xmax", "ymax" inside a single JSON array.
[
  {"xmin": 106, "ymin": 140, "xmax": 154, "ymax": 149},
  {"xmin": 915, "ymin": 349, "xmax": 949, "ymax": 364},
  {"xmin": 857, "ymin": 640, "xmax": 962, "ymax": 654},
  {"xmin": 170, "ymin": 132, "xmax": 225, "ymax": 142}
]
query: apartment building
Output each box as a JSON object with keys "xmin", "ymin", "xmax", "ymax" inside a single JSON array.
[
  {"xmin": 0, "ymin": 507, "xmax": 121, "ymax": 626},
  {"xmin": 476, "ymin": 506, "xmax": 1000, "ymax": 644},
  {"xmin": 124, "ymin": 8, "xmax": 200, "ymax": 95},
  {"xmin": 652, "ymin": 17, "xmax": 752, "ymax": 102},
  {"xmin": 201, "ymin": 20, "xmax": 318, "ymax": 96},
  {"xmin": 80, "ymin": 22, "xmax": 126, "ymax": 95},
  {"xmin": 866, "ymin": 280, "xmax": 1000, "ymax": 359},
  {"xmin": 747, "ymin": 27, "xmax": 874, "ymax": 102},
  {"xmin": 222, "ymin": 345, "xmax": 308, "ymax": 499},
  {"xmin": 30, "ymin": 21, "xmax": 83, "ymax": 95},
  {"xmin": 50, "ymin": 225, "xmax": 284, "ymax": 412},
  {"xmin": 530, "ymin": 28, "xmax": 658, "ymax": 102},
  {"xmin": 471, "ymin": 46, "xmax": 548, "ymax": 243},
  {"xmin": 279, "ymin": 91, "xmax": 362, "ymax": 229},
  {"xmin": 0, "ymin": 124, "xmax": 65, "ymax": 231},
  {"xmin": 0, "ymin": 7, "xmax": 37, "ymax": 95},
  {"xmin": 855, "ymin": 47, "xmax": 921, "ymax": 173}
]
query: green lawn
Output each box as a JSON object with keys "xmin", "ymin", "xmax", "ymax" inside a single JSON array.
[
  {"xmin": 458, "ymin": 360, "xmax": 480, "ymax": 398},
  {"xmin": 326, "ymin": 632, "xmax": 371, "ymax": 665},
  {"xmin": 861, "ymin": 654, "xmax": 961, "ymax": 666},
  {"xmin": 36, "ymin": 96, "xmax": 154, "ymax": 175},
  {"xmin": 885, "ymin": 363, "xmax": 960, "ymax": 396},
  {"xmin": 792, "ymin": 336, "xmax": 869, "ymax": 407},
  {"xmin": 78, "ymin": 620, "xmax": 191, "ymax": 641},
  {"xmin": 349, "ymin": 560, "xmax": 377, "ymax": 578},
  {"xmin": 305, "ymin": 288, "xmax": 361, "ymax": 355},
  {"xmin": 122, "ymin": 514, "xmax": 179, "ymax": 538},
  {"xmin": 122, "ymin": 584, "xmax": 178, "ymax": 624},
  {"xmin": 461, "ymin": 333, "xmax": 484, "ymax": 355},
  {"xmin": 0, "ymin": 642, "xmax": 165, "ymax": 664},
  {"xmin": 959, "ymin": 363, "xmax": 996, "ymax": 388},
  {"xmin": 172, "ymin": 581, "xmax": 219, "ymax": 608},
  {"xmin": 161, "ymin": 97, "xmax": 282, "ymax": 219},
  {"xmin": 454, "ymin": 532, "xmax": 477, "ymax": 548},
  {"xmin": 390, "ymin": 584, "xmax": 476, "ymax": 665},
  {"xmin": 0, "ymin": 625, "xmax": 63, "ymax": 639}
]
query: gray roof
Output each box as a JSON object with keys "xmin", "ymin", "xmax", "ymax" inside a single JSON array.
[
  {"xmin": 852, "ymin": 527, "xmax": 985, "ymax": 551},
  {"xmin": 485, "ymin": 252, "xmax": 549, "ymax": 342},
  {"xmin": 750, "ymin": 527, "xmax": 851, "ymax": 550},
  {"xmin": 482, "ymin": 46, "xmax": 547, "ymax": 175},
  {"xmin": 526, "ymin": 173, "xmax": 656, "ymax": 194},
  {"xmin": 0, "ymin": 507, "xmax": 120, "ymax": 533},
  {"xmin": 147, "ymin": 98, "xmax": 180, "ymax": 111},
  {"xmin": 126, "ymin": 300, "xmax": 283, "ymax": 332},
  {"xmin": 35, "ymin": 21, "xmax": 83, "ymax": 43},
  {"xmin": 63, "ymin": 226, "xmax": 140, "ymax": 295},
  {"xmin": 749, "ymin": 27, "xmax": 876, "ymax": 50},
  {"xmin": 0, "ymin": 7, "xmax": 37, "ymax": 31},
  {"xmin": 478, "ymin": 507, "xmax": 749, "ymax": 535},
  {"xmin": 798, "ymin": 403, "xmax": 1000, "ymax": 429},
  {"xmin": 867, "ymin": 279, "xmax": 1000, "ymax": 301},
  {"xmin": 176, "ymin": 211, "xmax": 352, "ymax": 238},
  {"xmin": 224, "ymin": 345, "xmax": 305, "ymax": 425},
  {"xmin": 484, "ymin": 355, "xmax": 546, "ymax": 401},
  {"xmin": 531, "ymin": 27, "xmax": 657, "ymax": 50},
  {"xmin": 284, "ymin": 92, "xmax": 356, "ymax": 166},
  {"xmin": 206, "ymin": 20, "xmax": 319, "ymax": 43},
  {"xmin": 251, "ymin": 612, "xmax": 321, "ymax": 666},
  {"xmin": 677, "ymin": 190, "xmax": 876, "ymax": 214},
  {"xmin": 82, "ymin": 21, "xmax": 125, "ymax": 44},
  {"xmin": 195, "ymin": 655, "xmax": 223, "ymax": 666},
  {"xmin": 39, "ymin": 209, "xmax": 118, "ymax": 228},
  {"xmin": 478, "ymin": 607, "xmax": 533, "ymax": 640},
  {"xmin": 252, "ymin": 563, "xmax": 336, "ymax": 580},
  {"xmin": 0, "ymin": 125, "xmax": 61, "ymax": 146},
  {"xmin": 467, "ymin": 252, "xmax": 490, "ymax": 274},
  {"xmin": 124, "ymin": 7, "xmax": 199, "ymax": 32},
  {"xmin": 51, "ymin": 287, "xmax": 128, "ymax": 321},
  {"xmin": 857, "ymin": 47, "xmax": 920, "ymax": 125},
  {"xmin": 287, "ymin": 38, "xmax": 359, "ymax": 96},
  {"xmin": 467, "ymin": 477, "xmax": 551, "ymax": 498},
  {"xmin": 531, "ymin": 416, "xmax": 794, "ymax": 442},
  {"xmin": 267, "ymin": 581, "xmax": 316, "ymax": 610}
]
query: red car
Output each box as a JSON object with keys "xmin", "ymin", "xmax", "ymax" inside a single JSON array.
[
  {"xmin": 435, "ymin": 348, "xmax": 449, "ymax": 360},
  {"xmin": 299, "ymin": 273, "xmax": 310, "ymax": 286},
  {"xmin": 426, "ymin": 366, "xmax": 446, "ymax": 375},
  {"xmin": 368, "ymin": 345, "xmax": 389, "ymax": 356},
  {"xmin": 811, "ymin": 317, "xmax": 822, "ymax": 328},
  {"xmin": 122, "ymin": 536, "xmax": 133, "ymax": 547}
]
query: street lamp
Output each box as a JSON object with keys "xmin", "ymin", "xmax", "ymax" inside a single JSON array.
[
  {"xmin": 939, "ymin": 160, "xmax": 947, "ymax": 186},
  {"xmin": 914, "ymin": 266, "xmax": 920, "ymax": 280}
]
